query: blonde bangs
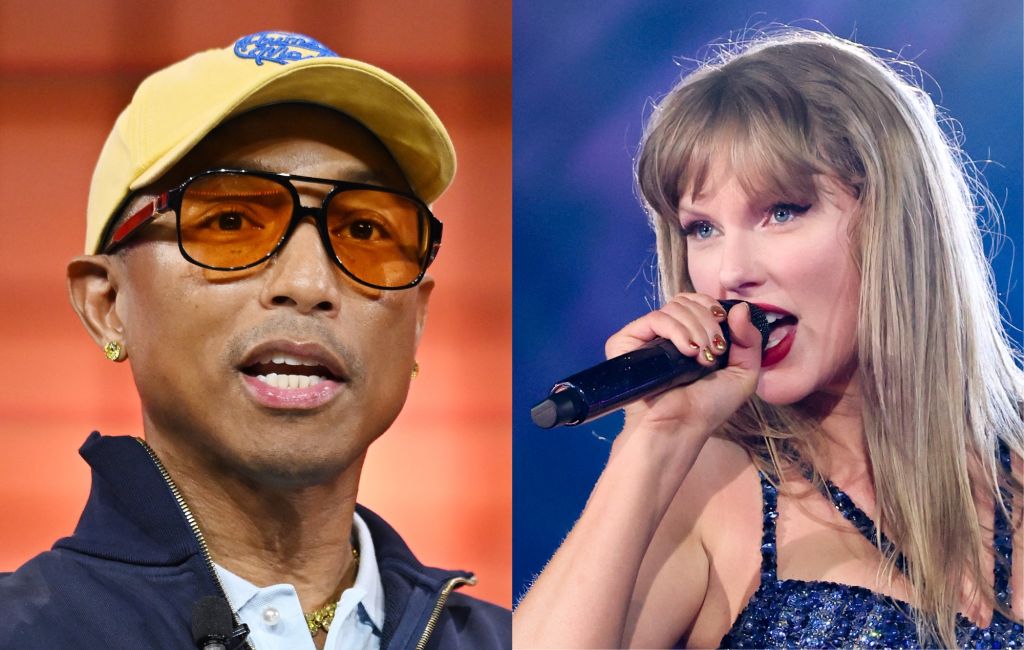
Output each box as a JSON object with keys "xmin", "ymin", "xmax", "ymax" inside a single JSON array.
[
  {"xmin": 645, "ymin": 65, "xmax": 828, "ymax": 221},
  {"xmin": 684, "ymin": 123, "xmax": 823, "ymax": 210}
]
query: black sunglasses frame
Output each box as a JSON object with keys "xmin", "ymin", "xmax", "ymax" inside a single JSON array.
[{"xmin": 103, "ymin": 168, "xmax": 443, "ymax": 291}]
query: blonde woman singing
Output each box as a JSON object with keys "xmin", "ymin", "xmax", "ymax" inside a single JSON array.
[{"xmin": 514, "ymin": 30, "xmax": 1024, "ymax": 649}]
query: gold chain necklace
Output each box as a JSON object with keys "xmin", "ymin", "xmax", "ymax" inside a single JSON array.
[{"xmin": 304, "ymin": 545, "xmax": 360, "ymax": 637}]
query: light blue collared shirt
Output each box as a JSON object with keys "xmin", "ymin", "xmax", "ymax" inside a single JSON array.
[{"xmin": 214, "ymin": 512, "xmax": 385, "ymax": 650}]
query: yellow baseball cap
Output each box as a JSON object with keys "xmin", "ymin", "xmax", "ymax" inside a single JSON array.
[{"xmin": 85, "ymin": 30, "xmax": 456, "ymax": 254}]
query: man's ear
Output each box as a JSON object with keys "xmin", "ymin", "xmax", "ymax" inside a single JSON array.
[
  {"xmin": 413, "ymin": 275, "xmax": 434, "ymax": 348},
  {"xmin": 67, "ymin": 255, "xmax": 126, "ymax": 351}
]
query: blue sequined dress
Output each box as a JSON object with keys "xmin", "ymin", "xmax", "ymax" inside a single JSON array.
[{"xmin": 720, "ymin": 445, "xmax": 1022, "ymax": 649}]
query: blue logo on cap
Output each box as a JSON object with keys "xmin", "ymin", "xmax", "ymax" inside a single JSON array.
[{"xmin": 233, "ymin": 31, "xmax": 338, "ymax": 66}]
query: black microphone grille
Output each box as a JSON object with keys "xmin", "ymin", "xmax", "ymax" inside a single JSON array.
[
  {"xmin": 721, "ymin": 300, "xmax": 770, "ymax": 350},
  {"xmin": 191, "ymin": 595, "xmax": 233, "ymax": 647}
]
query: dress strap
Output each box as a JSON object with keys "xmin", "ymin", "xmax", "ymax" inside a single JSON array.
[
  {"xmin": 756, "ymin": 471, "xmax": 779, "ymax": 582},
  {"xmin": 807, "ymin": 440, "xmax": 1015, "ymax": 607},
  {"xmin": 811, "ymin": 474, "xmax": 908, "ymax": 575},
  {"xmin": 994, "ymin": 439, "xmax": 1014, "ymax": 608}
]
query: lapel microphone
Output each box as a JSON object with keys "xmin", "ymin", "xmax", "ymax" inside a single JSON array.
[{"xmin": 191, "ymin": 595, "xmax": 250, "ymax": 650}]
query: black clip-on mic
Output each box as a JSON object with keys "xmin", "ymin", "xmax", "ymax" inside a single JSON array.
[
  {"xmin": 192, "ymin": 595, "xmax": 251, "ymax": 650},
  {"xmin": 531, "ymin": 300, "xmax": 770, "ymax": 428}
]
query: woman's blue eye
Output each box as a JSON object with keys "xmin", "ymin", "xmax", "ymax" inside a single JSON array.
[
  {"xmin": 683, "ymin": 220, "xmax": 716, "ymax": 240},
  {"xmin": 770, "ymin": 203, "xmax": 811, "ymax": 224}
]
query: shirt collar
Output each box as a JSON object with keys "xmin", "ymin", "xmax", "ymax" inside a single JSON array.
[
  {"xmin": 349, "ymin": 509, "xmax": 385, "ymax": 631},
  {"xmin": 213, "ymin": 510, "xmax": 385, "ymax": 631}
]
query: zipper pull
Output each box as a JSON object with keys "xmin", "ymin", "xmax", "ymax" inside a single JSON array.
[{"xmin": 415, "ymin": 575, "xmax": 476, "ymax": 650}]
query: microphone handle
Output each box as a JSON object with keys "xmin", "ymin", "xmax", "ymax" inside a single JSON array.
[{"xmin": 531, "ymin": 300, "xmax": 767, "ymax": 428}]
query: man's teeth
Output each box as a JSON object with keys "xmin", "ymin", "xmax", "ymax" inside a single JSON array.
[
  {"xmin": 255, "ymin": 373, "xmax": 325, "ymax": 389},
  {"xmin": 257, "ymin": 354, "xmax": 323, "ymax": 367},
  {"xmin": 249, "ymin": 354, "xmax": 331, "ymax": 388}
]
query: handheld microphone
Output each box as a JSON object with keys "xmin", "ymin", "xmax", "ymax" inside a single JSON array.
[
  {"xmin": 530, "ymin": 300, "xmax": 770, "ymax": 428},
  {"xmin": 191, "ymin": 595, "xmax": 234, "ymax": 650}
]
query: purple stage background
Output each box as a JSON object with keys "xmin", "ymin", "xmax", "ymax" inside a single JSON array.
[{"xmin": 512, "ymin": 1, "xmax": 1023, "ymax": 600}]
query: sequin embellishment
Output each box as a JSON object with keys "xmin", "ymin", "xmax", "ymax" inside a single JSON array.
[{"xmin": 720, "ymin": 443, "xmax": 1022, "ymax": 649}]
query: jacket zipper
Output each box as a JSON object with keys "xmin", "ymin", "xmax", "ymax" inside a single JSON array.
[
  {"xmin": 135, "ymin": 438, "xmax": 255, "ymax": 649},
  {"xmin": 415, "ymin": 574, "xmax": 476, "ymax": 650}
]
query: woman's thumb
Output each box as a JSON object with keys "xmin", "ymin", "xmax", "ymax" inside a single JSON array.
[{"xmin": 726, "ymin": 303, "xmax": 764, "ymax": 372}]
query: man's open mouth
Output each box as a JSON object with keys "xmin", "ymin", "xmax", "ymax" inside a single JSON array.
[
  {"xmin": 237, "ymin": 338, "xmax": 349, "ymax": 396},
  {"xmin": 241, "ymin": 354, "xmax": 343, "ymax": 389}
]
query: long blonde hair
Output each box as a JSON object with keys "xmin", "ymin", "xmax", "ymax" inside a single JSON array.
[{"xmin": 636, "ymin": 29, "xmax": 1024, "ymax": 646}]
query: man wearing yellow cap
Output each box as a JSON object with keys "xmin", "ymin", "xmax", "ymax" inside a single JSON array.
[{"xmin": 0, "ymin": 31, "xmax": 509, "ymax": 649}]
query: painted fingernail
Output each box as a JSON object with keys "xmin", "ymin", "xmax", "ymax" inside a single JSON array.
[
  {"xmin": 710, "ymin": 304, "xmax": 727, "ymax": 318},
  {"xmin": 713, "ymin": 334, "xmax": 727, "ymax": 351},
  {"xmin": 689, "ymin": 341, "xmax": 701, "ymax": 350},
  {"xmin": 702, "ymin": 347, "xmax": 715, "ymax": 363}
]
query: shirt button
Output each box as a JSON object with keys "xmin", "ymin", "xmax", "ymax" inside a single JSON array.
[{"xmin": 262, "ymin": 606, "xmax": 280, "ymax": 627}]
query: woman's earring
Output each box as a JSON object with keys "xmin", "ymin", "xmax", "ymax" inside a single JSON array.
[
  {"xmin": 411, "ymin": 361, "xmax": 419, "ymax": 379},
  {"xmin": 104, "ymin": 341, "xmax": 125, "ymax": 362}
]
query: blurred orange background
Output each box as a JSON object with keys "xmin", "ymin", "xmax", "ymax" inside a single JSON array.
[{"xmin": 0, "ymin": 0, "xmax": 510, "ymax": 607}]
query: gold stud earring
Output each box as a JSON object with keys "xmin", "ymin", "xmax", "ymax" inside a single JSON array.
[
  {"xmin": 411, "ymin": 361, "xmax": 419, "ymax": 379},
  {"xmin": 104, "ymin": 341, "xmax": 125, "ymax": 362}
]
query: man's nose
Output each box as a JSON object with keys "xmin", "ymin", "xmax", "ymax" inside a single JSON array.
[{"xmin": 258, "ymin": 219, "xmax": 342, "ymax": 315}]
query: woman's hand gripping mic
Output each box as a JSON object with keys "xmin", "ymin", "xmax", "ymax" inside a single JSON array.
[{"xmin": 607, "ymin": 294, "xmax": 765, "ymax": 441}]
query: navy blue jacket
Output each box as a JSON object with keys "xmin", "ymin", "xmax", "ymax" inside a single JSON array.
[{"xmin": 0, "ymin": 433, "xmax": 510, "ymax": 649}]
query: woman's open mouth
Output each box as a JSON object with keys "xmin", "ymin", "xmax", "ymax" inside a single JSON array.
[{"xmin": 758, "ymin": 307, "xmax": 798, "ymax": 367}]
